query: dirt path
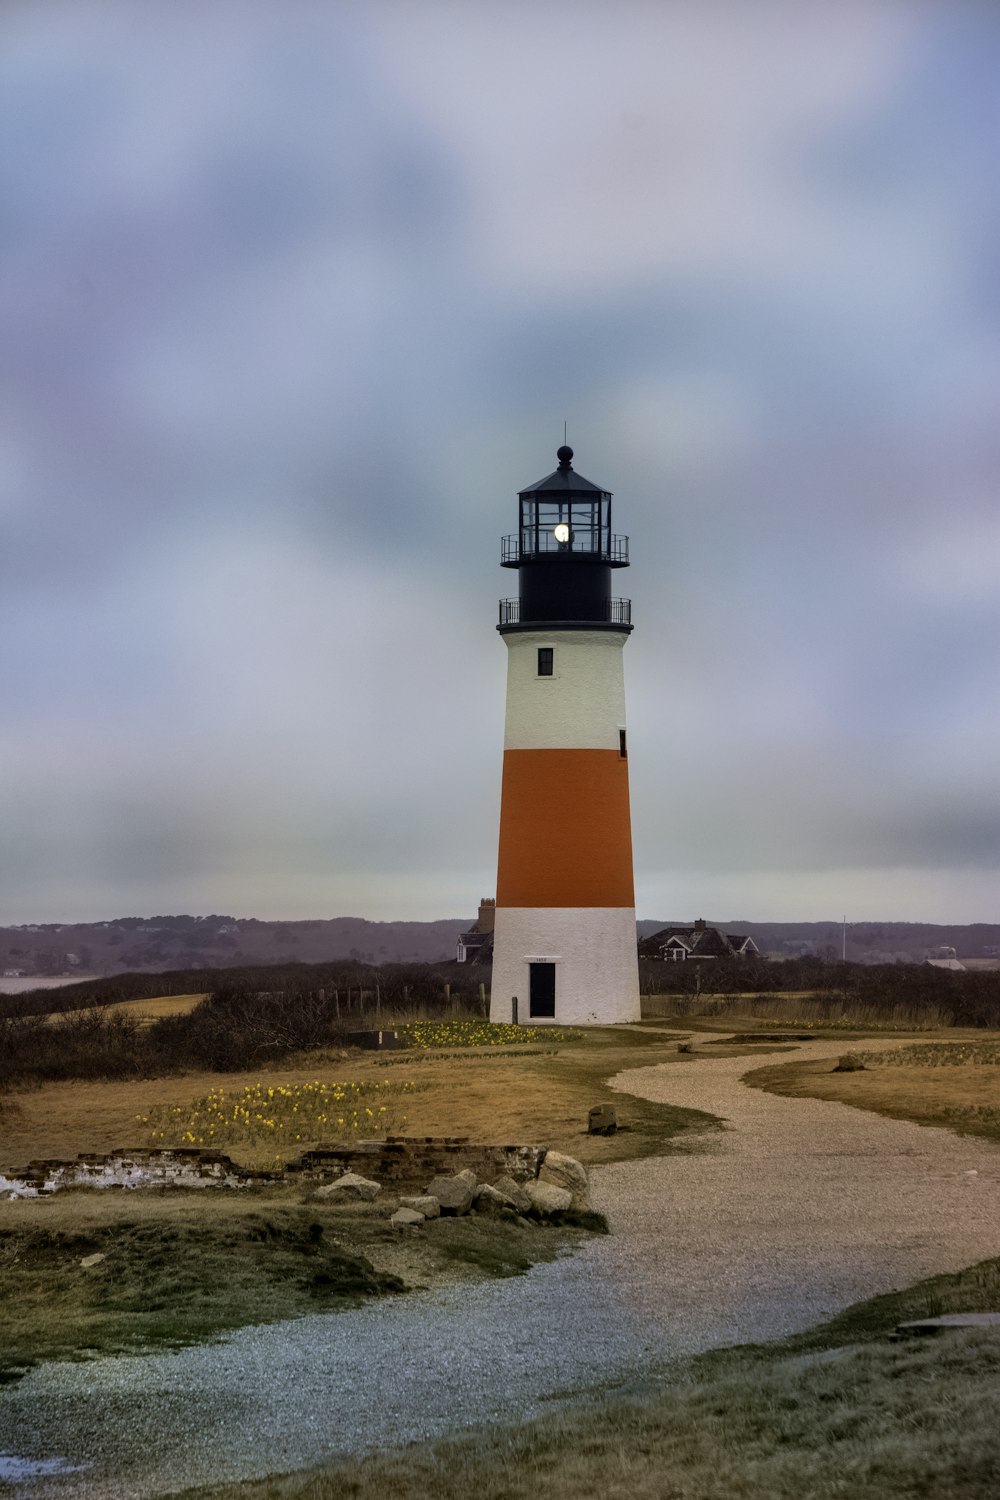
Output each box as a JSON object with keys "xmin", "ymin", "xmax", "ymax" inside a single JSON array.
[{"xmin": 3, "ymin": 1037, "xmax": 999, "ymax": 1498}]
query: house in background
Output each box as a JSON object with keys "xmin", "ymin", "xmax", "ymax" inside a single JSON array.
[
  {"xmin": 456, "ymin": 899, "xmax": 496, "ymax": 964},
  {"xmin": 639, "ymin": 918, "xmax": 760, "ymax": 963}
]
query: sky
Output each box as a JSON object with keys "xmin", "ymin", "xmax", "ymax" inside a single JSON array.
[{"xmin": 2, "ymin": 0, "xmax": 999, "ymax": 926}]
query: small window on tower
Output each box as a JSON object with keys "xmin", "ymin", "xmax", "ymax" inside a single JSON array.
[
  {"xmin": 537, "ymin": 648, "xmax": 554, "ymax": 677},
  {"xmin": 619, "ymin": 729, "xmax": 628, "ymax": 758}
]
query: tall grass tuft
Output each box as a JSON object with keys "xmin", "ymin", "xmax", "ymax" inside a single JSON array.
[{"xmin": 644, "ymin": 992, "xmax": 951, "ymax": 1031}]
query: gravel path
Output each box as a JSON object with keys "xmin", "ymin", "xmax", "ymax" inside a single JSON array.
[{"xmin": 3, "ymin": 1037, "xmax": 999, "ymax": 1499}]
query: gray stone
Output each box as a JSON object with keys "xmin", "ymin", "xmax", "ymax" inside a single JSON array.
[
  {"xmin": 524, "ymin": 1179, "xmax": 573, "ymax": 1216},
  {"xmin": 425, "ymin": 1172, "xmax": 475, "ymax": 1215},
  {"xmin": 314, "ymin": 1171, "xmax": 381, "ymax": 1203},
  {"xmin": 79, "ymin": 1252, "xmax": 105, "ymax": 1269},
  {"xmin": 538, "ymin": 1150, "xmax": 592, "ymax": 1210},
  {"xmin": 473, "ymin": 1184, "xmax": 510, "ymax": 1215},
  {"xmin": 390, "ymin": 1207, "xmax": 425, "ymax": 1228},
  {"xmin": 588, "ymin": 1103, "xmax": 617, "ymax": 1135},
  {"xmin": 400, "ymin": 1195, "xmax": 440, "ymax": 1219},
  {"xmin": 491, "ymin": 1173, "xmax": 532, "ymax": 1214}
]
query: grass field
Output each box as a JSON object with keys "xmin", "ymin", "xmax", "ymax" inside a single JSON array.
[
  {"xmin": 0, "ymin": 1025, "xmax": 716, "ymax": 1173},
  {"xmin": 745, "ymin": 1033, "xmax": 1000, "ymax": 1142},
  {"xmin": 5, "ymin": 1006, "xmax": 1000, "ymax": 1497},
  {"xmin": 0, "ymin": 1025, "xmax": 719, "ymax": 1384},
  {"xmin": 36, "ymin": 992, "xmax": 209, "ymax": 1025}
]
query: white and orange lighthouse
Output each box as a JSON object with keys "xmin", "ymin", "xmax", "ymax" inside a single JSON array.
[{"xmin": 491, "ymin": 446, "xmax": 640, "ymax": 1026}]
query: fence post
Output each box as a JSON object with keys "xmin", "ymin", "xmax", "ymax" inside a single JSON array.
[{"xmin": 512, "ymin": 996, "xmax": 518, "ymax": 1026}]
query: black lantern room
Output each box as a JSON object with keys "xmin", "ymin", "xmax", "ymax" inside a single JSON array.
[{"xmin": 498, "ymin": 446, "xmax": 631, "ymax": 632}]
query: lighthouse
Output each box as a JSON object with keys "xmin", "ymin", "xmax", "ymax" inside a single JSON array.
[{"xmin": 491, "ymin": 445, "xmax": 641, "ymax": 1026}]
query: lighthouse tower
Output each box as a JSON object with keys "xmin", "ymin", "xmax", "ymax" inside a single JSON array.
[{"xmin": 491, "ymin": 446, "xmax": 640, "ymax": 1026}]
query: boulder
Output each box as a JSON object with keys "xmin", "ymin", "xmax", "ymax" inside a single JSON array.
[
  {"xmin": 588, "ymin": 1104, "xmax": 617, "ymax": 1135},
  {"xmin": 491, "ymin": 1173, "xmax": 532, "ymax": 1214},
  {"xmin": 524, "ymin": 1179, "xmax": 572, "ymax": 1217},
  {"xmin": 390, "ymin": 1207, "xmax": 425, "ymax": 1228},
  {"xmin": 400, "ymin": 1195, "xmax": 441, "ymax": 1219},
  {"xmin": 315, "ymin": 1171, "xmax": 381, "ymax": 1203},
  {"xmin": 473, "ymin": 1183, "xmax": 511, "ymax": 1215},
  {"xmin": 538, "ymin": 1151, "xmax": 592, "ymax": 1210},
  {"xmin": 79, "ymin": 1252, "xmax": 106, "ymax": 1269},
  {"xmin": 425, "ymin": 1171, "xmax": 476, "ymax": 1215}
]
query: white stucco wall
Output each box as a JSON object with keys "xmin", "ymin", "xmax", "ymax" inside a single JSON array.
[
  {"xmin": 490, "ymin": 907, "xmax": 640, "ymax": 1026},
  {"xmin": 502, "ymin": 630, "xmax": 629, "ymax": 751}
]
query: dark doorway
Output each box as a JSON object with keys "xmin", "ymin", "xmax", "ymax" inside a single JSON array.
[{"xmin": 529, "ymin": 962, "xmax": 556, "ymax": 1018}]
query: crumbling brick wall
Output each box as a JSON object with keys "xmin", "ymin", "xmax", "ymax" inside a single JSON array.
[{"xmin": 0, "ymin": 1137, "xmax": 546, "ymax": 1197}]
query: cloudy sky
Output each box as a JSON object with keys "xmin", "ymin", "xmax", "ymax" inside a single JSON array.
[{"xmin": 2, "ymin": 0, "xmax": 998, "ymax": 925}]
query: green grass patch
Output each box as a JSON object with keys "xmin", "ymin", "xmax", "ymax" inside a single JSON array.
[{"xmin": 0, "ymin": 1200, "xmax": 405, "ymax": 1386}]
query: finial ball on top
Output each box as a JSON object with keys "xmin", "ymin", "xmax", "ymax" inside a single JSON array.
[{"xmin": 556, "ymin": 444, "xmax": 574, "ymax": 464}]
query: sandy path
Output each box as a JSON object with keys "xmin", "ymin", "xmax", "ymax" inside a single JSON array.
[{"xmin": 2, "ymin": 1037, "xmax": 999, "ymax": 1498}]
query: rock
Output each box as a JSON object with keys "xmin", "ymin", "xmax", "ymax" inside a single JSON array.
[
  {"xmin": 491, "ymin": 1173, "xmax": 532, "ymax": 1214},
  {"xmin": 588, "ymin": 1104, "xmax": 617, "ymax": 1135},
  {"xmin": 538, "ymin": 1151, "xmax": 592, "ymax": 1210},
  {"xmin": 473, "ymin": 1183, "xmax": 510, "ymax": 1215},
  {"xmin": 400, "ymin": 1195, "xmax": 440, "ymax": 1219},
  {"xmin": 315, "ymin": 1171, "xmax": 381, "ymax": 1203},
  {"xmin": 425, "ymin": 1172, "xmax": 476, "ymax": 1215},
  {"xmin": 390, "ymin": 1207, "xmax": 425, "ymax": 1228},
  {"xmin": 79, "ymin": 1252, "xmax": 105, "ymax": 1269},
  {"xmin": 524, "ymin": 1179, "xmax": 572, "ymax": 1217}
]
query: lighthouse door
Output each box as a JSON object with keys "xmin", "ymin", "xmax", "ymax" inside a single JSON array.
[{"xmin": 529, "ymin": 962, "xmax": 556, "ymax": 1018}]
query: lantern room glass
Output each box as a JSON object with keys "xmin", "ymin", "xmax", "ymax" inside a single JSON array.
[{"xmin": 519, "ymin": 494, "xmax": 612, "ymax": 558}]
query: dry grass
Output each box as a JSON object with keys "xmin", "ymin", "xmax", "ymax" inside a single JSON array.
[
  {"xmin": 0, "ymin": 1027, "xmax": 716, "ymax": 1173},
  {"xmin": 745, "ymin": 1031, "xmax": 1000, "ymax": 1142},
  {"xmin": 35, "ymin": 992, "xmax": 209, "ymax": 1025},
  {"xmin": 102, "ymin": 992, "xmax": 208, "ymax": 1023},
  {"xmin": 642, "ymin": 992, "xmax": 949, "ymax": 1031}
]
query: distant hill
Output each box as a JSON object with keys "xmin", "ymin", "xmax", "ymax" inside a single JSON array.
[
  {"xmin": 3, "ymin": 914, "xmax": 998, "ymax": 981},
  {"xmin": 0, "ymin": 915, "xmax": 469, "ymax": 979}
]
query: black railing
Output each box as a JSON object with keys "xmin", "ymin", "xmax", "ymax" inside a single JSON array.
[
  {"xmin": 501, "ymin": 533, "xmax": 629, "ymax": 565},
  {"xmin": 498, "ymin": 598, "xmax": 632, "ymax": 627}
]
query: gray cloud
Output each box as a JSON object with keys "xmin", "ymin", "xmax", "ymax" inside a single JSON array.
[{"xmin": 2, "ymin": 1, "xmax": 998, "ymax": 923}]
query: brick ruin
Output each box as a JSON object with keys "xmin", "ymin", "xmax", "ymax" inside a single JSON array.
[{"xmin": 0, "ymin": 1136, "xmax": 546, "ymax": 1198}]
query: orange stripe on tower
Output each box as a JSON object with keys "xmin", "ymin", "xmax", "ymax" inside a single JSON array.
[{"xmin": 496, "ymin": 748, "xmax": 635, "ymax": 908}]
